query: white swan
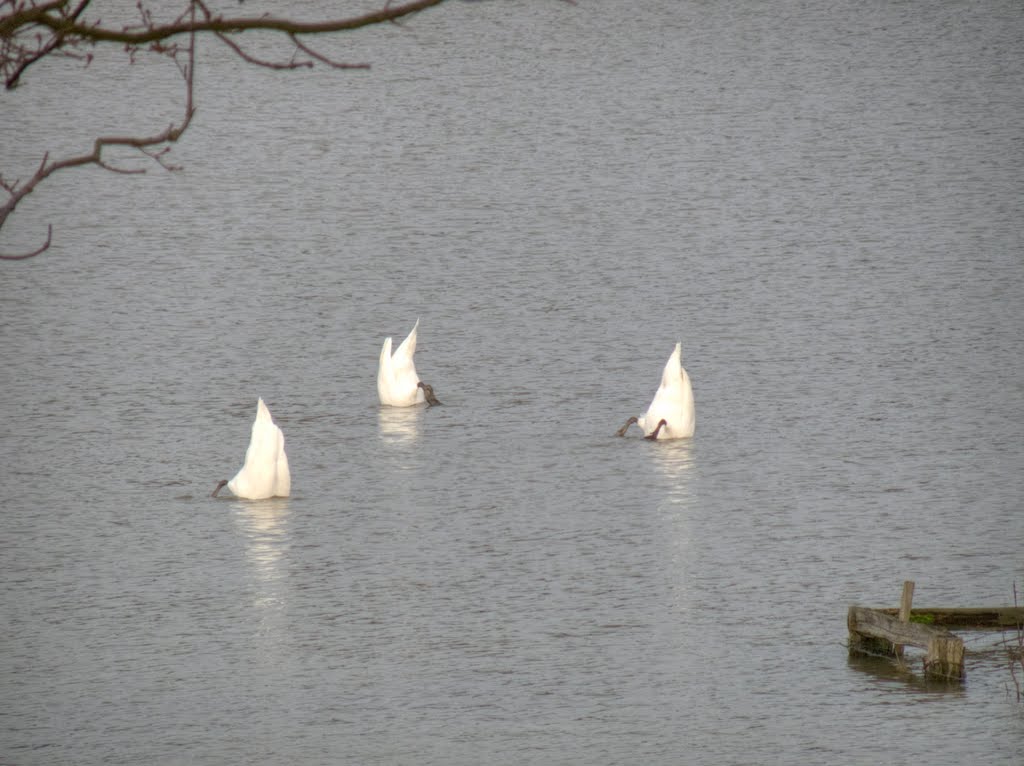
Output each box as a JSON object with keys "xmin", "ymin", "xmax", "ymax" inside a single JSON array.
[
  {"xmin": 212, "ymin": 398, "xmax": 291, "ymax": 499},
  {"xmin": 377, "ymin": 319, "xmax": 441, "ymax": 407},
  {"xmin": 616, "ymin": 342, "xmax": 695, "ymax": 440}
]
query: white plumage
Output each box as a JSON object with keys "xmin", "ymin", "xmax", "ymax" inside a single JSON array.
[
  {"xmin": 212, "ymin": 398, "xmax": 291, "ymax": 499},
  {"xmin": 377, "ymin": 319, "xmax": 441, "ymax": 407},
  {"xmin": 617, "ymin": 342, "xmax": 695, "ymax": 440}
]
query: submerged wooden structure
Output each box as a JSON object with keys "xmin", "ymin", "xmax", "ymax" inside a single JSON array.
[
  {"xmin": 847, "ymin": 581, "xmax": 1024, "ymax": 682},
  {"xmin": 874, "ymin": 606, "xmax": 1024, "ymax": 628}
]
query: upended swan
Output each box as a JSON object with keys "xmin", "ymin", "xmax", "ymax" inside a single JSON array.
[
  {"xmin": 616, "ymin": 342, "xmax": 695, "ymax": 440},
  {"xmin": 211, "ymin": 398, "xmax": 291, "ymax": 499},
  {"xmin": 377, "ymin": 319, "xmax": 442, "ymax": 407}
]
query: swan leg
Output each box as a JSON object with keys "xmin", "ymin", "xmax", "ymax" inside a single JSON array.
[
  {"xmin": 615, "ymin": 416, "xmax": 638, "ymax": 437},
  {"xmin": 418, "ymin": 381, "xmax": 442, "ymax": 407},
  {"xmin": 644, "ymin": 419, "xmax": 669, "ymax": 440},
  {"xmin": 211, "ymin": 479, "xmax": 228, "ymax": 498}
]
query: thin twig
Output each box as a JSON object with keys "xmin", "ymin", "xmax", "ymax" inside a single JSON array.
[
  {"xmin": 214, "ymin": 30, "xmax": 311, "ymax": 70},
  {"xmin": 0, "ymin": 223, "xmax": 51, "ymax": 260},
  {"xmin": 1010, "ymin": 582, "xmax": 1023, "ymax": 702},
  {"xmin": 290, "ymin": 34, "xmax": 370, "ymax": 70}
]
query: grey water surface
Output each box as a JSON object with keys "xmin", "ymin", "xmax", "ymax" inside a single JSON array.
[{"xmin": 2, "ymin": 1, "xmax": 1023, "ymax": 764}]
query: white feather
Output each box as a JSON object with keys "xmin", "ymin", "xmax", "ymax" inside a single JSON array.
[
  {"xmin": 225, "ymin": 398, "xmax": 291, "ymax": 499},
  {"xmin": 377, "ymin": 319, "xmax": 427, "ymax": 407},
  {"xmin": 634, "ymin": 342, "xmax": 695, "ymax": 440}
]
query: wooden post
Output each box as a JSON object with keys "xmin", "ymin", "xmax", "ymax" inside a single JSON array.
[
  {"xmin": 895, "ymin": 580, "xmax": 915, "ymax": 658},
  {"xmin": 924, "ymin": 635, "xmax": 965, "ymax": 681},
  {"xmin": 898, "ymin": 581, "xmax": 915, "ymax": 621}
]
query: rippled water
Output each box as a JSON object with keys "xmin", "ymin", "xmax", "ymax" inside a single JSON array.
[{"xmin": 2, "ymin": 1, "xmax": 1023, "ymax": 764}]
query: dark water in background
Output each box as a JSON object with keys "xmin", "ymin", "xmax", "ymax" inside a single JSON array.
[{"xmin": 2, "ymin": 1, "xmax": 1023, "ymax": 763}]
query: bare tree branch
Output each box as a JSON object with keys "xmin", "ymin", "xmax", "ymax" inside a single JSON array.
[
  {"xmin": 290, "ymin": 34, "xmax": 371, "ymax": 71},
  {"xmin": 2, "ymin": 0, "xmax": 91, "ymax": 89},
  {"xmin": 4, "ymin": 0, "xmax": 446, "ymax": 80},
  {"xmin": 1, "ymin": 0, "xmax": 442, "ymax": 255},
  {"xmin": 212, "ymin": 27, "xmax": 313, "ymax": 71},
  {"xmin": 0, "ymin": 223, "xmax": 50, "ymax": 260},
  {"xmin": 1, "ymin": 0, "xmax": 199, "ymax": 255},
  {"xmin": 192, "ymin": 0, "xmax": 370, "ymax": 72},
  {"xmin": 0, "ymin": 0, "xmax": 569, "ymax": 258}
]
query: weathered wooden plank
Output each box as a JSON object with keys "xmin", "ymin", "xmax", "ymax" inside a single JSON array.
[
  {"xmin": 848, "ymin": 606, "xmax": 958, "ymax": 648},
  {"xmin": 876, "ymin": 606, "xmax": 1024, "ymax": 629},
  {"xmin": 848, "ymin": 605, "xmax": 966, "ymax": 681}
]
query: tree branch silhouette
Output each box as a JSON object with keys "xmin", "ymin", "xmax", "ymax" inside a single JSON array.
[{"xmin": 0, "ymin": 0, "xmax": 452, "ymax": 259}]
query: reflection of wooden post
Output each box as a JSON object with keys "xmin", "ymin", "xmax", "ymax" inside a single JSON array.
[{"xmin": 896, "ymin": 580, "xmax": 915, "ymax": 658}]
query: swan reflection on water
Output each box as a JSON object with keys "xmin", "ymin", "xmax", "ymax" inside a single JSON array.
[
  {"xmin": 231, "ymin": 498, "xmax": 292, "ymax": 658},
  {"xmin": 651, "ymin": 440, "xmax": 696, "ymax": 610},
  {"xmin": 378, "ymin": 407, "xmax": 423, "ymax": 444},
  {"xmin": 232, "ymin": 497, "xmax": 291, "ymax": 587},
  {"xmin": 651, "ymin": 437, "xmax": 696, "ymax": 493}
]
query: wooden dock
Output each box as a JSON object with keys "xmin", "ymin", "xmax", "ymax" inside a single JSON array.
[{"xmin": 847, "ymin": 581, "xmax": 1024, "ymax": 682}]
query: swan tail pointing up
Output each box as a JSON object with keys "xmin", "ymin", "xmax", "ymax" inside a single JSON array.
[
  {"xmin": 226, "ymin": 398, "xmax": 290, "ymax": 499},
  {"xmin": 630, "ymin": 341, "xmax": 695, "ymax": 440},
  {"xmin": 378, "ymin": 320, "xmax": 425, "ymax": 406},
  {"xmin": 659, "ymin": 342, "xmax": 683, "ymax": 390},
  {"xmin": 393, "ymin": 318, "xmax": 419, "ymax": 363}
]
